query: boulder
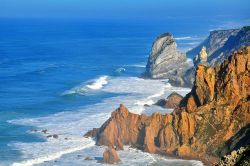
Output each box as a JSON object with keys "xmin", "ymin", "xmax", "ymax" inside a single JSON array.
[
  {"xmin": 101, "ymin": 147, "xmax": 121, "ymax": 164},
  {"xmin": 154, "ymin": 92, "xmax": 183, "ymax": 109},
  {"xmin": 165, "ymin": 92, "xmax": 183, "ymax": 109}
]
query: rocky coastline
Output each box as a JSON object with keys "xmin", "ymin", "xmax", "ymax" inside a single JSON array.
[{"xmin": 85, "ymin": 46, "xmax": 250, "ymax": 165}]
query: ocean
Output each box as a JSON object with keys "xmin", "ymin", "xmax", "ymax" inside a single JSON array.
[{"xmin": 0, "ymin": 18, "xmax": 244, "ymax": 166}]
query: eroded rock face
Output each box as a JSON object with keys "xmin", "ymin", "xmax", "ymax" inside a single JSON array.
[
  {"xmin": 194, "ymin": 46, "xmax": 208, "ymax": 66},
  {"xmin": 87, "ymin": 47, "xmax": 250, "ymax": 164},
  {"xmin": 145, "ymin": 33, "xmax": 189, "ymax": 87},
  {"xmin": 101, "ymin": 147, "xmax": 121, "ymax": 164},
  {"xmin": 182, "ymin": 46, "xmax": 250, "ymax": 112}
]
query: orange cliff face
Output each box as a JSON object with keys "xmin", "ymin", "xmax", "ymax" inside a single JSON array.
[
  {"xmin": 182, "ymin": 46, "xmax": 250, "ymax": 113},
  {"xmin": 85, "ymin": 46, "xmax": 250, "ymax": 165}
]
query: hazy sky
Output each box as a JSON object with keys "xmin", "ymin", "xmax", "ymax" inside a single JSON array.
[{"xmin": 0, "ymin": 0, "xmax": 249, "ymax": 20}]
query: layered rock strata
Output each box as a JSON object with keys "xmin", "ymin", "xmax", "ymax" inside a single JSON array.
[{"xmin": 144, "ymin": 33, "xmax": 189, "ymax": 87}]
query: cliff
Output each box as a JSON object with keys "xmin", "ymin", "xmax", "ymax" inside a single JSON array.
[
  {"xmin": 187, "ymin": 28, "xmax": 240, "ymax": 61},
  {"xmin": 86, "ymin": 46, "xmax": 250, "ymax": 165},
  {"xmin": 144, "ymin": 33, "xmax": 189, "ymax": 87},
  {"xmin": 185, "ymin": 26, "xmax": 250, "ymax": 86}
]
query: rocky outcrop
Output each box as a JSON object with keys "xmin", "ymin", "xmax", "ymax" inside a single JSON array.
[
  {"xmin": 185, "ymin": 26, "xmax": 250, "ymax": 86},
  {"xmin": 154, "ymin": 92, "xmax": 183, "ymax": 109},
  {"xmin": 165, "ymin": 92, "xmax": 183, "ymax": 109},
  {"xmin": 194, "ymin": 46, "xmax": 209, "ymax": 66},
  {"xmin": 181, "ymin": 46, "xmax": 250, "ymax": 112},
  {"xmin": 86, "ymin": 46, "xmax": 250, "ymax": 165},
  {"xmin": 144, "ymin": 33, "xmax": 189, "ymax": 87},
  {"xmin": 187, "ymin": 28, "xmax": 240, "ymax": 60},
  {"xmin": 101, "ymin": 146, "xmax": 121, "ymax": 164}
]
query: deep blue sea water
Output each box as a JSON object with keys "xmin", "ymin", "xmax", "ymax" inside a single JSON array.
[{"xmin": 0, "ymin": 18, "xmax": 247, "ymax": 166}]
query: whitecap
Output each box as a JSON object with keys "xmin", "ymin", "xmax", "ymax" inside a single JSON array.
[
  {"xmin": 62, "ymin": 76, "xmax": 109, "ymax": 95},
  {"xmin": 86, "ymin": 76, "xmax": 108, "ymax": 90},
  {"xmin": 115, "ymin": 67, "xmax": 126, "ymax": 73}
]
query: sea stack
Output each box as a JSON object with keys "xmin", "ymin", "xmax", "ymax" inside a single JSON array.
[{"xmin": 145, "ymin": 33, "xmax": 189, "ymax": 87}]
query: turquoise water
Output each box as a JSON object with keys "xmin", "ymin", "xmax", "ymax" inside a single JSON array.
[{"xmin": 0, "ymin": 18, "xmax": 245, "ymax": 165}]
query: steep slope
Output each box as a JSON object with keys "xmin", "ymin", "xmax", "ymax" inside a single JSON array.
[
  {"xmin": 185, "ymin": 26, "xmax": 250, "ymax": 86},
  {"xmin": 187, "ymin": 29, "xmax": 239, "ymax": 60},
  {"xmin": 187, "ymin": 26, "xmax": 250, "ymax": 67},
  {"xmin": 86, "ymin": 46, "xmax": 250, "ymax": 165},
  {"xmin": 144, "ymin": 33, "xmax": 189, "ymax": 87}
]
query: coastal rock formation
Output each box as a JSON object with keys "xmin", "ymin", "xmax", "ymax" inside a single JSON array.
[
  {"xmin": 165, "ymin": 92, "xmax": 183, "ymax": 109},
  {"xmin": 101, "ymin": 146, "xmax": 121, "ymax": 164},
  {"xmin": 155, "ymin": 92, "xmax": 183, "ymax": 109},
  {"xmin": 144, "ymin": 33, "xmax": 189, "ymax": 87},
  {"xmin": 194, "ymin": 46, "xmax": 208, "ymax": 66},
  {"xmin": 187, "ymin": 28, "xmax": 239, "ymax": 60},
  {"xmin": 185, "ymin": 26, "xmax": 250, "ymax": 86},
  {"xmin": 187, "ymin": 26, "xmax": 250, "ymax": 66},
  {"xmin": 86, "ymin": 46, "xmax": 250, "ymax": 165}
]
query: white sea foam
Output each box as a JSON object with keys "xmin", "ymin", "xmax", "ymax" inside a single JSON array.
[
  {"xmin": 127, "ymin": 64, "xmax": 146, "ymax": 68},
  {"xmin": 11, "ymin": 138, "xmax": 95, "ymax": 166},
  {"xmin": 9, "ymin": 76, "xmax": 194, "ymax": 166},
  {"xmin": 86, "ymin": 76, "xmax": 108, "ymax": 90},
  {"xmin": 33, "ymin": 146, "xmax": 204, "ymax": 166},
  {"xmin": 62, "ymin": 76, "xmax": 108, "ymax": 95},
  {"xmin": 115, "ymin": 67, "xmax": 126, "ymax": 73}
]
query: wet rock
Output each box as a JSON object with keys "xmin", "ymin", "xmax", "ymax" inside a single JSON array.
[
  {"xmin": 101, "ymin": 147, "xmax": 121, "ymax": 164},
  {"xmin": 53, "ymin": 134, "xmax": 58, "ymax": 139},
  {"xmin": 47, "ymin": 134, "xmax": 58, "ymax": 139},
  {"xmin": 84, "ymin": 156, "xmax": 93, "ymax": 160},
  {"xmin": 42, "ymin": 129, "xmax": 48, "ymax": 134}
]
